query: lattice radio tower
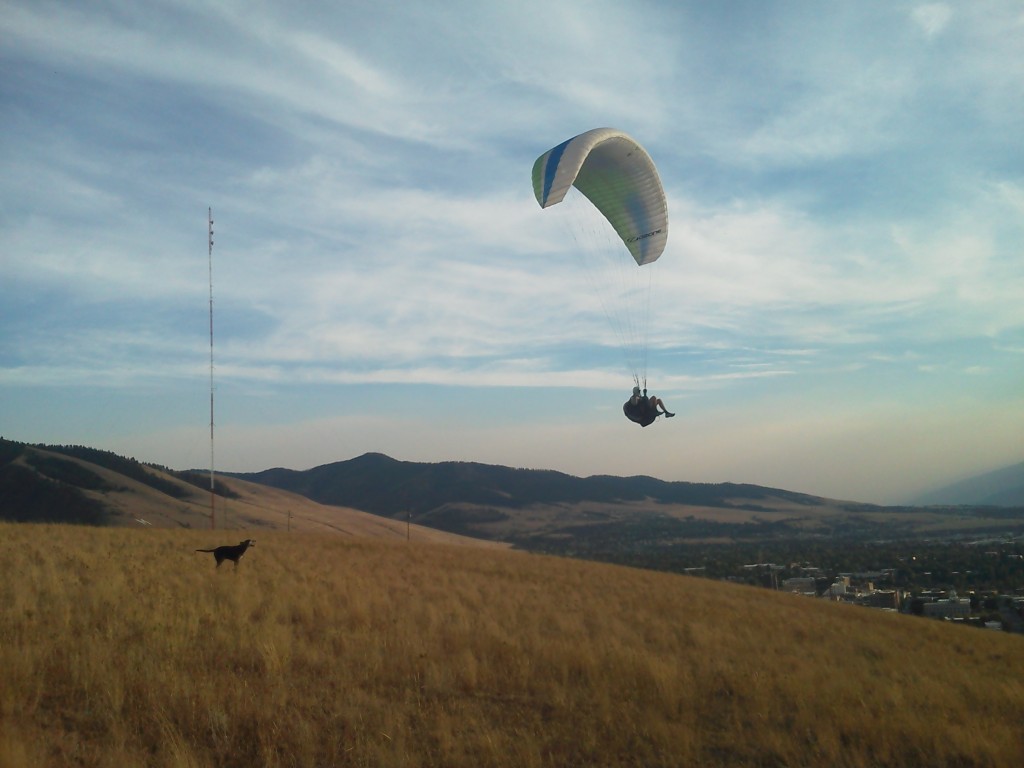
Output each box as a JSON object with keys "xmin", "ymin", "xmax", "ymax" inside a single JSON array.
[{"xmin": 208, "ymin": 207, "xmax": 216, "ymax": 530}]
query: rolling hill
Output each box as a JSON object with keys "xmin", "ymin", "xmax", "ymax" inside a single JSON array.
[
  {"xmin": 0, "ymin": 439, "xmax": 501, "ymax": 547},
  {"xmin": 233, "ymin": 452, "xmax": 1024, "ymax": 546},
  {"xmin": 5, "ymin": 438, "xmax": 1024, "ymax": 553}
]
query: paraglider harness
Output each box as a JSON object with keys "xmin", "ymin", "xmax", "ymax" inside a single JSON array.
[{"xmin": 623, "ymin": 378, "xmax": 659, "ymax": 428}]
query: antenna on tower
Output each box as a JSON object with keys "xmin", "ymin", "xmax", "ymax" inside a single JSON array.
[{"xmin": 208, "ymin": 207, "xmax": 216, "ymax": 530}]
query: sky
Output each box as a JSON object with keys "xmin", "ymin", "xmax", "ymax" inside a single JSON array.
[{"xmin": 1, "ymin": 1, "xmax": 1022, "ymax": 505}]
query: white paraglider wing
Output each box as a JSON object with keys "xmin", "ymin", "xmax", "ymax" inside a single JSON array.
[{"xmin": 532, "ymin": 127, "xmax": 668, "ymax": 266}]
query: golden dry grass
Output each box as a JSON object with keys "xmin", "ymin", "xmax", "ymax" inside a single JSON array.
[{"xmin": 2, "ymin": 523, "xmax": 1023, "ymax": 768}]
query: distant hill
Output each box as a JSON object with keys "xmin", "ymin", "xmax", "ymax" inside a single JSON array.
[
  {"xmin": 6, "ymin": 438, "xmax": 1024, "ymax": 552},
  {"xmin": 0, "ymin": 439, "xmax": 499, "ymax": 547},
  {"xmin": 235, "ymin": 451, "xmax": 823, "ymax": 515},
  {"xmin": 911, "ymin": 462, "xmax": 1024, "ymax": 506},
  {"xmin": 233, "ymin": 452, "xmax": 1024, "ymax": 547}
]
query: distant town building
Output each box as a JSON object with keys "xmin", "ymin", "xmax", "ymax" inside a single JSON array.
[
  {"xmin": 857, "ymin": 589, "xmax": 900, "ymax": 610},
  {"xmin": 921, "ymin": 589, "xmax": 971, "ymax": 620},
  {"xmin": 782, "ymin": 577, "xmax": 817, "ymax": 594},
  {"xmin": 824, "ymin": 577, "xmax": 850, "ymax": 599}
]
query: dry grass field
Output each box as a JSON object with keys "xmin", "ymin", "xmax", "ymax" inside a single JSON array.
[{"xmin": 2, "ymin": 523, "xmax": 1023, "ymax": 768}]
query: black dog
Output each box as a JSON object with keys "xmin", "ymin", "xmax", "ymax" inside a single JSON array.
[{"xmin": 195, "ymin": 539, "xmax": 255, "ymax": 568}]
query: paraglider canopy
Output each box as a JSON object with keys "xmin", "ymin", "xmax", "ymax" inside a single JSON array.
[
  {"xmin": 532, "ymin": 127, "xmax": 668, "ymax": 266},
  {"xmin": 532, "ymin": 128, "xmax": 669, "ymax": 387}
]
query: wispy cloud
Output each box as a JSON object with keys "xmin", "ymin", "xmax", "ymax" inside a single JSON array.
[{"xmin": 911, "ymin": 4, "xmax": 953, "ymax": 39}]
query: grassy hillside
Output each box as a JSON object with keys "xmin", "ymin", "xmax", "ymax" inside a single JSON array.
[
  {"xmin": 2, "ymin": 523, "xmax": 1022, "ymax": 767},
  {"xmin": 0, "ymin": 440, "xmax": 499, "ymax": 547}
]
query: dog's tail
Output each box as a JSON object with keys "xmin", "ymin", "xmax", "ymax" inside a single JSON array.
[{"xmin": 195, "ymin": 548, "xmax": 216, "ymax": 553}]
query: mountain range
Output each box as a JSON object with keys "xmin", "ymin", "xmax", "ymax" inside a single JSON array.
[
  {"xmin": 909, "ymin": 461, "xmax": 1024, "ymax": 507},
  {"xmin": 4, "ymin": 438, "xmax": 1023, "ymax": 550},
  {"xmin": 229, "ymin": 452, "xmax": 1024, "ymax": 548}
]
